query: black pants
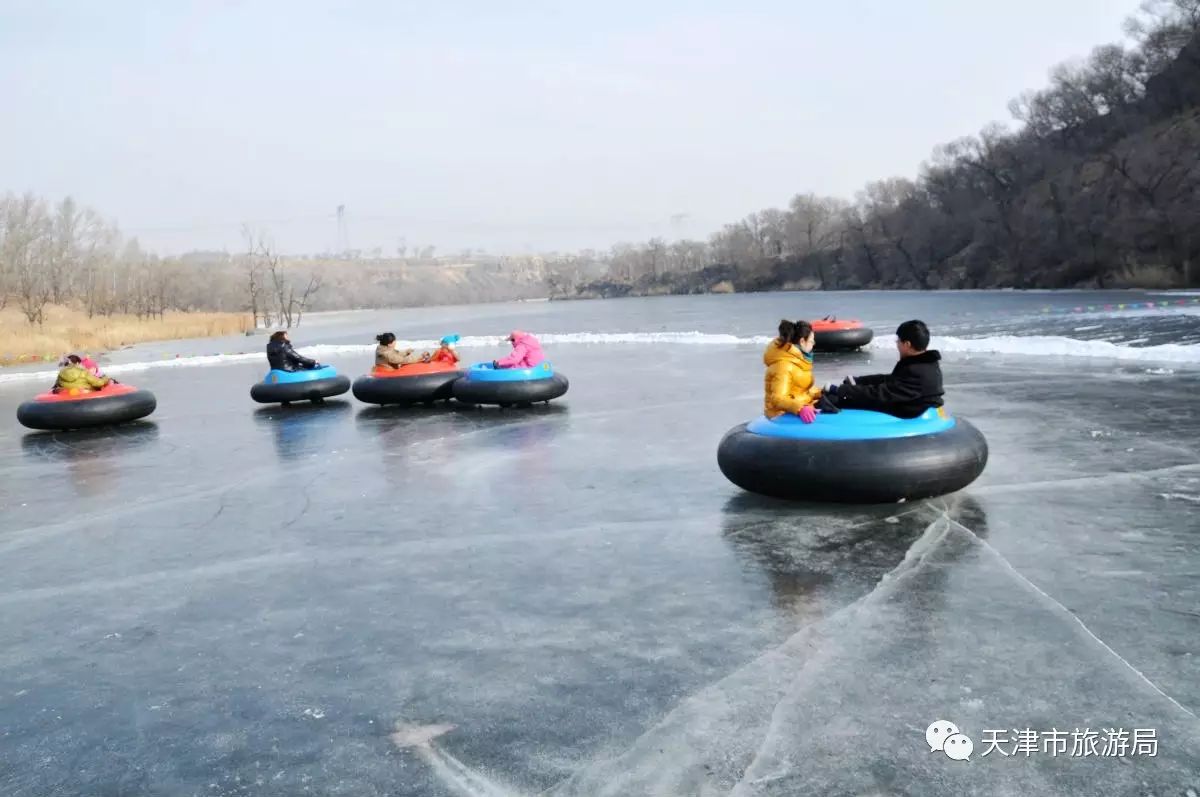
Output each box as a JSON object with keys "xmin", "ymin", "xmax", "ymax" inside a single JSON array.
[{"xmin": 827, "ymin": 390, "xmax": 926, "ymax": 420}]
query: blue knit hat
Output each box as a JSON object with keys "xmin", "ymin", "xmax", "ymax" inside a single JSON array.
[{"xmin": 440, "ymin": 334, "xmax": 460, "ymax": 345}]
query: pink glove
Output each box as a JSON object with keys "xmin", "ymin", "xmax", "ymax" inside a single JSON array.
[{"xmin": 798, "ymin": 405, "xmax": 816, "ymax": 424}]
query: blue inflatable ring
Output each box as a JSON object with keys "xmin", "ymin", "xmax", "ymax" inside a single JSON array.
[
  {"xmin": 746, "ymin": 407, "xmax": 955, "ymax": 440},
  {"xmin": 464, "ymin": 361, "xmax": 555, "ymax": 382},
  {"xmin": 250, "ymin": 365, "xmax": 350, "ymax": 404},
  {"xmin": 261, "ymin": 365, "xmax": 340, "ymax": 384},
  {"xmin": 717, "ymin": 406, "xmax": 988, "ymax": 503},
  {"xmin": 451, "ymin": 361, "xmax": 568, "ymax": 406}
]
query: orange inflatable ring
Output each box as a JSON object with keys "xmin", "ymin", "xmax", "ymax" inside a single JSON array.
[
  {"xmin": 810, "ymin": 317, "xmax": 874, "ymax": 351},
  {"xmin": 17, "ymin": 382, "xmax": 157, "ymax": 430},
  {"xmin": 811, "ymin": 318, "xmax": 864, "ymax": 332},
  {"xmin": 353, "ymin": 361, "xmax": 465, "ymax": 405},
  {"xmin": 368, "ymin": 361, "xmax": 461, "ymax": 378}
]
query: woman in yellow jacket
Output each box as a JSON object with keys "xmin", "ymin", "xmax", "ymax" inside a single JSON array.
[
  {"xmin": 764, "ymin": 319, "xmax": 823, "ymax": 422},
  {"xmin": 52, "ymin": 354, "xmax": 112, "ymax": 394}
]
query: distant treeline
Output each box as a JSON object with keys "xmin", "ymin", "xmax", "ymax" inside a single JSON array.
[
  {"xmin": 0, "ymin": 195, "xmax": 176, "ymax": 325},
  {"xmin": 0, "ymin": 199, "xmax": 550, "ymax": 327},
  {"xmin": 550, "ymin": 0, "xmax": 1200, "ymax": 297}
]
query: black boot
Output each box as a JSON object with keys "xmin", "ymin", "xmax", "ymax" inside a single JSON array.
[{"xmin": 817, "ymin": 394, "xmax": 841, "ymax": 414}]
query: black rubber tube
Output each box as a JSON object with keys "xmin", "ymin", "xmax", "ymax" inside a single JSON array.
[
  {"xmin": 351, "ymin": 371, "xmax": 463, "ymax": 405},
  {"xmin": 250, "ymin": 375, "xmax": 351, "ymax": 404},
  {"xmin": 451, "ymin": 373, "xmax": 569, "ymax": 407},
  {"xmin": 17, "ymin": 390, "xmax": 158, "ymax": 431},
  {"xmin": 716, "ymin": 418, "xmax": 988, "ymax": 503},
  {"xmin": 814, "ymin": 327, "xmax": 874, "ymax": 352}
]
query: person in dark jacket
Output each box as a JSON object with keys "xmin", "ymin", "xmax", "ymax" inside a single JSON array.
[
  {"xmin": 266, "ymin": 331, "xmax": 320, "ymax": 372},
  {"xmin": 823, "ymin": 320, "xmax": 943, "ymax": 418}
]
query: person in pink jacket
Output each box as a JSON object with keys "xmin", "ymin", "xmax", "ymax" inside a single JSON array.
[
  {"xmin": 493, "ymin": 330, "xmax": 545, "ymax": 369},
  {"xmin": 59, "ymin": 354, "xmax": 117, "ymax": 382},
  {"xmin": 81, "ymin": 356, "xmax": 103, "ymax": 377}
]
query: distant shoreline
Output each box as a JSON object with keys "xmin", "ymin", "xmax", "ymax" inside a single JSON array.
[
  {"xmin": 549, "ymin": 282, "xmax": 1196, "ymax": 302},
  {"xmin": 0, "ymin": 306, "xmax": 251, "ymax": 369},
  {"xmin": 8, "ymin": 287, "xmax": 1192, "ymax": 369}
]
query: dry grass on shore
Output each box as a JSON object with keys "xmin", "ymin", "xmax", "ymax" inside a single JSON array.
[{"xmin": 0, "ymin": 305, "xmax": 252, "ymax": 366}]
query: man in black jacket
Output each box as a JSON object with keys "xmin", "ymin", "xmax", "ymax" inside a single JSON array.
[
  {"xmin": 822, "ymin": 320, "xmax": 944, "ymax": 418},
  {"xmin": 266, "ymin": 331, "xmax": 321, "ymax": 372}
]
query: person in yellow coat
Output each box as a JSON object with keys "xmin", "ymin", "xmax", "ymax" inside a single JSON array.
[
  {"xmin": 763, "ymin": 319, "xmax": 828, "ymax": 422},
  {"xmin": 52, "ymin": 354, "xmax": 112, "ymax": 394}
]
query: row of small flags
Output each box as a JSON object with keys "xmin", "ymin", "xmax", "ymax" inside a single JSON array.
[{"xmin": 1040, "ymin": 297, "xmax": 1200, "ymax": 313}]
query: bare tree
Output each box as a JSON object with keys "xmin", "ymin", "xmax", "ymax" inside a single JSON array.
[
  {"xmin": 1097, "ymin": 113, "xmax": 1200, "ymax": 282},
  {"xmin": 77, "ymin": 211, "xmax": 115, "ymax": 317},
  {"xmin": 756, "ymin": 208, "xmax": 789, "ymax": 258},
  {"xmin": 291, "ymin": 273, "xmax": 321, "ymax": 327},
  {"xmin": 1125, "ymin": 0, "xmax": 1200, "ymax": 72},
  {"xmin": 742, "ymin": 212, "xmax": 770, "ymax": 258},
  {"xmin": 46, "ymin": 196, "xmax": 82, "ymax": 304},
  {"xmin": 645, "ymin": 237, "xmax": 667, "ymax": 278},
  {"xmin": 241, "ymin": 225, "xmax": 272, "ymax": 327},
  {"xmin": 264, "ymin": 240, "xmax": 292, "ymax": 327},
  {"xmin": 239, "ymin": 226, "xmax": 323, "ymax": 328},
  {"xmin": 2, "ymin": 193, "xmax": 53, "ymax": 324},
  {"xmin": 667, "ymin": 240, "xmax": 709, "ymax": 273}
]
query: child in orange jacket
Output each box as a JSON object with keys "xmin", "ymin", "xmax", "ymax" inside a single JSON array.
[{"xmin": 430, "ymin": 334, "xmax": 460, "ymax": 364}]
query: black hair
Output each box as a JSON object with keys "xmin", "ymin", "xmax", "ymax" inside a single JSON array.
[
  {"xmin": 66, "ymin": 354, "xmax": 82, "ymax": 364},
  {"xmin": 777, "ymin": 319, "xmax": 814, "ymax": 346},
  {"xmin": 270, "ymin": 331, "xmax": 288, "ymax": 342},
  {"xmin": 896, "ymin": 320, "xmax": 930, "ymax": 351},
  {"xmin": 376, "ymin": 332, "xmax": 396, "ymax": 346}
]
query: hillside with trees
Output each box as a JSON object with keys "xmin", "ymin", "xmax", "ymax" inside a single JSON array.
[{"xmin": 553, "ymin": 0, "xmax": 1200, "ymax": 298}]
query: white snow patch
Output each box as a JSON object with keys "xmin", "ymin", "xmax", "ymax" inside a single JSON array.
[
  {"xmin": 1158, "ymin": 492, "xmax": 1200, "ymax": 504},
  {"xmin": 2, "ymin": 329, "xmax": 1199, "ymax": 385},
  {"xmin": 390, "ymin": 723, "xmax": 520, "ymax": 797},
  {"xmin": 880, "ymin": 334, "xmax": 1200, "ymax": 365}
]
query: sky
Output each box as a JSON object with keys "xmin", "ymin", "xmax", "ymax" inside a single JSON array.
[{"xmin": 0, "ymin": 0, "xmax": 1140, "ymax": 256}]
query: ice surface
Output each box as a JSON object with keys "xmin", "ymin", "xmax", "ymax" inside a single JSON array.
[
  {"xmin": 552, "ymin": 507, "xmax": 1200, "ymax": 797},
  {"xmin": 1, "ymin": 292, "xmax": 1197, "ymax": 796}
]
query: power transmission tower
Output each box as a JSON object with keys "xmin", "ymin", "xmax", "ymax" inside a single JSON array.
[{"xmin": 336, "ymin": 205, "xmax": 349, "ymax": 254}]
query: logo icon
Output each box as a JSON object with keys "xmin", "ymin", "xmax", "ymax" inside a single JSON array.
[
  {"xmin": 927, "ymin": 720, "xmax": 972, "ymax": 762},
  {"xmin": 927, "ymin": 720, "xmax": 959, "ymax": 752},
  {"xmin": 944, "ymin": 732, "xmax": 973, "ymax": 761}
]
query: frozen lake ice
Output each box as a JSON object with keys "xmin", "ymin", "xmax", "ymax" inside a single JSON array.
[{"xmin": 1, "ymin": 291, "xmax": 1198, "ymax": 795}]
